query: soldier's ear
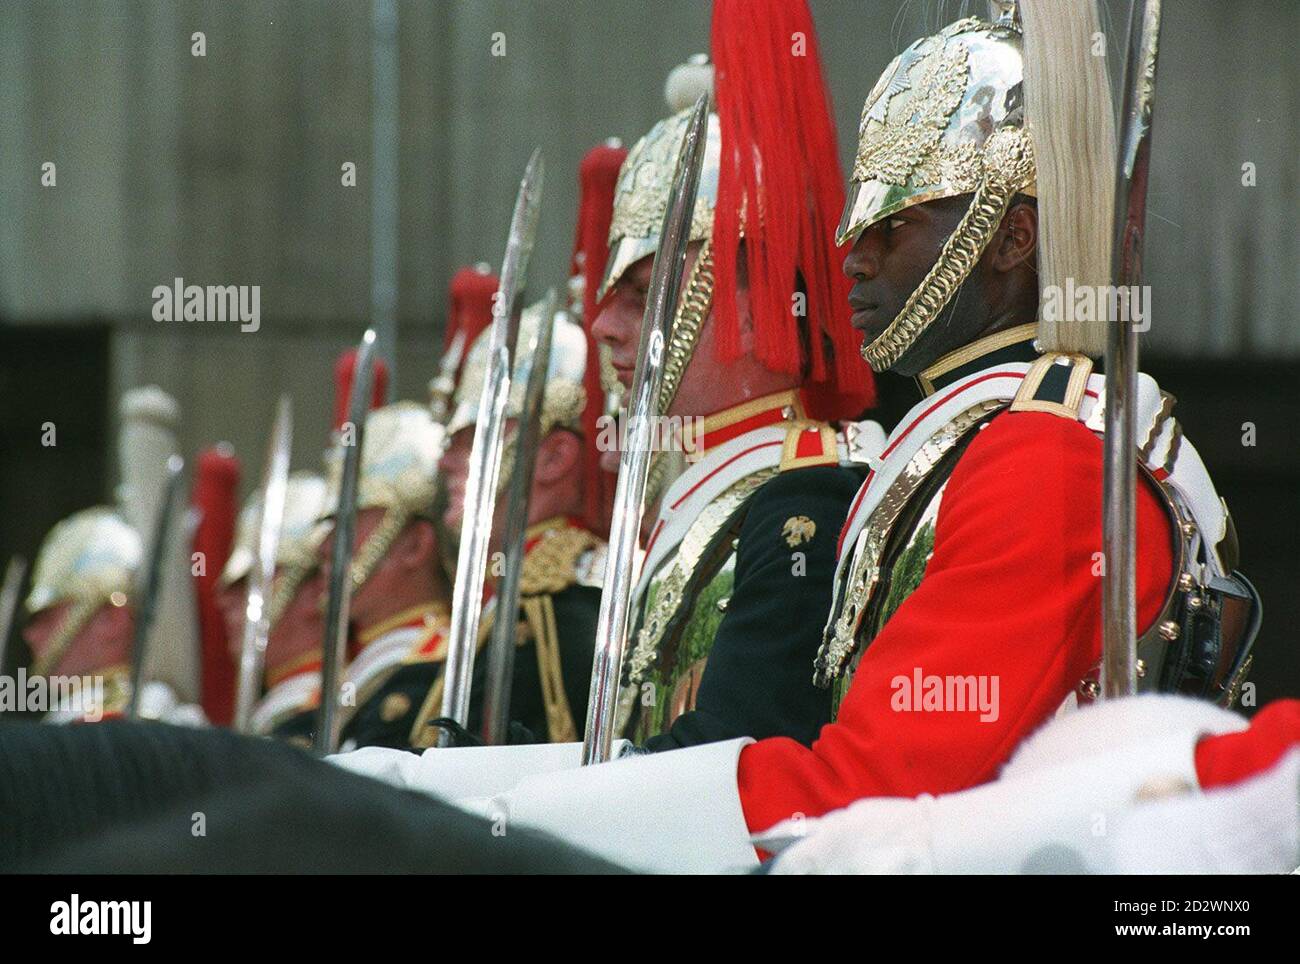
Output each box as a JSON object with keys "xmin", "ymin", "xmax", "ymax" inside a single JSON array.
[
  {"xmin": 990, "ymin": 201, "xmax": 1038, "ymax": 274},
  {"xmin": 534, "ymin": 430, "xmax": 582, "ymax": 485},
  {"xmin": 395, "ymin": 518, "xmax": 438, "ymax": 571}
]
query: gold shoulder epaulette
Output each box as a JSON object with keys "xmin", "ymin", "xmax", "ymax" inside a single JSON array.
[
  {"xmin": 1009, "ymin": 353, "xmax": 1094, "ymax": 419},
  {"xmin": 519, "ymin": 525, "xmax": 601, "ymax": 596},
  {"xmin": 780, "ymin": 419, "xmax": 840, "ymax": 471}
]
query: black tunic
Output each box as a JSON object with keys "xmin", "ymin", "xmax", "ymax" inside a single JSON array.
[{"xmin": 642, "ymin": 463, "xmax": 866, "ymax": 751}]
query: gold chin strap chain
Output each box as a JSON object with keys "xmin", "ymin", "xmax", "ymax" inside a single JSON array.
[
  {"xmin": 267, "ymin": 558, "xmax": 315, "ymax": 628},
  {"xmin": 29, "ymin": 595, "xmax": 103, "ymax": 678},
  {"xmin": 314, "ymin": 505, "xmax": 414, "ymax": 617},
  {"xmin": 646, "ymin": 239, "xmax": 715, "ymax": 505},
  {"xmin": 348, "ymin": 506, "xmax": 413, "ymax": 594},
  {"xmin": 657, "ymin": 239, "xmax": 714, "ymax": 417},
  {"xmin": 862, "ymin": 128, "xmax": 1036, "ymax": 372}
]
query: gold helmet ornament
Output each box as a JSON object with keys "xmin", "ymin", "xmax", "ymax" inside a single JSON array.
[
  {"xmin": 325, "ymin": 400, "xmax": 447, "ymax": 596},
  {"xmin": 24, "ymin": 507, "xmax": 142, "ymax": 676},
  {"xmin": 600, "ymin": 57, "xmax": 719, "ymax": 421},
  {"xmin": 598, "ymin": 0, "xmax": 874, "ymax": 422},
  {"xmin": 599, "ymin": 58, "xmax": 721, "ymax": 305},
  {"xmin": 219, "ymin": 471, "xmax": 333, "ymax": 626},
  {"xmin": 841, "ymin": 0, "xmax": 1116, "ymax": 370}
]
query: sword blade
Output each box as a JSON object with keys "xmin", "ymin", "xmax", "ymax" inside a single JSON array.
[
  {"xmin": 1103, "ymin": 0, "xmax": 1163, "ymax": 700},
  {"xmin": 233, "ymin": 395, "xmax": 294, "ymax": 732},
  {"xmin": 316, "ymin": 330, "xmax": 376, "ymax": 754},
  {"xmin": 581, "ymin": 95, "xmax": 709, "ymax": 764},
  {"xmin": 127, "ymin": 454, "xmax": 186, "ymax": 717},
  {"xmin": 438, "ymin": 150, "xmax": 544, "ymax": 743},
  {"xmin": 430, "ymin": 328, "xmax": 468, "ymax": 425},
  {"xmin": 0, "ymin": 555, "xmax": 28, "ymax": 679},
  {"xmin": 482, "ymin": 289, "xmax": 558, "ymax": 744}
]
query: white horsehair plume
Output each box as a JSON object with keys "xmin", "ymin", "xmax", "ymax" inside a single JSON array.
[{"xmin": 1020, "ymin": 0, "xmax": 1118, "ymax": 357}]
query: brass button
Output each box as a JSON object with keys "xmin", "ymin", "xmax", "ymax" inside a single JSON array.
[
  {"xmin": 380, "ymin": 692, "xmax": 412, "ymax": 723},
  {"xmin": 1158, "ymin": 620, "xmax": 1181, "ymax": 641}
]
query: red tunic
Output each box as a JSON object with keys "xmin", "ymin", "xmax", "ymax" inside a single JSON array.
[{"xmin": 738, "ymin": 410, "xmax": 1176, "ymax": 831}]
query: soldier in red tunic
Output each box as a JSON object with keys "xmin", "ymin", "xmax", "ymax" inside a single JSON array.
[{"xmin": 735, "ymin": 0, "xmax": 1263, "ymax": 834}]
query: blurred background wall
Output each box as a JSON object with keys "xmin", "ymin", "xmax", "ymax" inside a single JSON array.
[{"xmin": 1, "ymin": 0, "xmax": 1297, "ymax": 700}]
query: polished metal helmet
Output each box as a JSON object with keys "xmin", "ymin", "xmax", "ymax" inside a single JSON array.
[
  {"xmin": 600, "ymin": 96, "xmax": 721, "ymax": 301},
  {"xmin": 26, "ymin": 507, "xmax": 141, "ymax": 615},
  {"xmin": 597, "ymin": 57, "xmax": 722, "ymax": 420},
  {"xmin": 838, "ymin": 16, "xmax": 1035, "ymax": 248},
  {"xmin": 842, "ymin": 13, "xmax": 1036, "ymax": 372},
  {"xmin": 324, "ymin": 400, "xmax": 448, "ymax": 597},
  {"xmin": 842, "ymin": 1, "xmax": 1115, "ymax": 369},
  {"xmin": 447, "ymin": 296, "xmax": 589, "ymax": 441},
  {"xmin": 24, "ymin": 506, "xmax": 142, "ymax": 676},
  {"xmin": 219, "ymin": 471, "xmax": 332, "ymax": 589},
  {"xmin": 347, "ymin": 402, "xmax": 446, "ymax": 517}
]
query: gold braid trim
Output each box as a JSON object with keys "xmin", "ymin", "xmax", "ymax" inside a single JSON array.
[
  {"xmin": 29, "ymin": 595, "xmax": 101, "ymax": 677},
  {"xmin": 519, "ymin": 526, "xmax": 600, "ymax": 597},
  {"xmin": 408, "ymin": 673, "xmax": 448, "ymax": 749},
  {"xmin": 813, "ymin": 399, "xmax": 1005, "ymax": 686},
  {"xmin": 862, "ymin": 128, "xmax": 1035, "ymax": 371},
  {"xmin": 98, "ymin": 664, "xmax": 133, "ymax": 717},
  {"xmin": 267, "ymin": 559, "xmax": 314, "ymax": 629},
  {"xmin": 408, "ymin": 527, "xmax": 598, "ymax": 747},
  {"xmin": 628, "ymin": 467, "xmax": 776, "ymax": 687},
  {"xmin": 522, "ymin": 595, "xmax": 577, "ymax": 743}
]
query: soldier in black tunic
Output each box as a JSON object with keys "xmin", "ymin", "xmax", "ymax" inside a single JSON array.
[{"xmin": 407, "ymin": 297, "xmax": 612, "ymax": 748}]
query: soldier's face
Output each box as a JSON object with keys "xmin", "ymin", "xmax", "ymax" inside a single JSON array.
[
  {"xmin": 21, "ymin": 603, "xmax": 68, "ymax": 662},
  {"xmin": 217, "ymin": 581, "xmax": 246, "ymax": 656},
  {"xmin": 23, "ymin": 600, "xmax": 133, "ymax": 675},
  {"xmin": 842, "ymin": 196, "xmax": 988, "ymax": 376},
  {"xmin": 439, "ymin": 429, "xmax": 473, "ymax": 535},
  {"xmin": 217, "ymin": 569, "xmax": 324, "ymax": 669},
  {"xmin": 267, "ymin": 565, "xmax": 325, "ymax": 667},
  {"xmin": 438, "ymin": 426, "xmax": 512, "ymax": 543},
  {"xmin": 592, "ymin": 256, "xmax": 655, "ymax": 393},
  {"xmin": 592, "ymin": 243, "xmax": 720, "ymax": 420},
  {"xmin": 318, "ymin": 508, "xmax": 383, "ymax": 630}
]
